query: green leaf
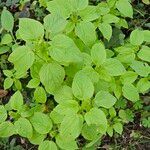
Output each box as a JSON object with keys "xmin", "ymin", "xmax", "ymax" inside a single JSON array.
[
  {"xmin": 72, "ymin": 0, "xmax": 88, "ymax": 11},
  {"xmin": 137, "ymin": 46, "xmax": 150, "ymax": 62},
  {"xmin": 120, "ymin": 71, "xmax": 138, "ymax": 84},
  {"xmin": 91, "ymin": 43, "xmax": 106, "ymax": 66},
  {"xmin": 99, "ymin": 23, "xmax": 112, "ymax": 41},
  {"xmin": 116, "ymin": 0, "xmax": 133, "ymax": 18},
  {"xmin": 8, "ymin": 46, "xmax": 35, "ymax": 74},
  {"xmin": 27, "ymin": 78, "xmax": 40, "ymax": 88},
  {"xmin": 4, "ymin": 78, "xmax": 13, "ymax": 89},
  {"xmin": 94, "ymin": 90, "xmax": 117, "ymax": 109},
  {"xmin": 80, "ymin": 66, "xmax": 99, "ymax": 83},
  {"xmin": 130, "ymin": 60, "xmax": 150, "ymax": 77},
  {"xmin": 104, "ymin": 58, "xmax": 126, "ymax": 76},
  {"xmin": 102, "ymin": 14, "xmax": 119, "ymax": 24},
  {"xmin": 29, "ymin": 130, "xmax": 46, "ymax": 145},
  {"xmin": 15, "ymin": 118, "xmax": 33, "ymax": 138},
  {"xmin": 39, "ymin": 62, "xmax": 65, "ymax": 94},
  {"xmin": 122, "ymin": 84, "xmax": 139, "ymax": 102},
  {"xmin": 18, "ymin": 18, "xmax": 44, "ymax": 41},
  {"xmin": 34, "ymin": 86, "xmax": 47, "ymax": 103},
  {"xmin": 54, "ymin": 85, "xmax": 73, "ymax": 103},
  {"xmin": 50, "ymin": 34, "xmax": 82, "ymax": 65},
  {"xmin": 60, "ymin": 113, "xmax": 83, "ymax": 138},
  {"xmin": 44, "ymin": 14, "xmax": 67, "ymax": 38},
  {"xmin": 38, "ymin": 140, "xmax": 57, "ymax": 150},
  {"xmin": 10, "ymin": 91, "xmax": 23, "ymax": 110},
  {"xmin": 1, "ymin": 8, "xmax": 14, "ymax": 31},
  {"xmin": 0, "ymin": 106, "xmax": 7, "ymax": 123},
  {"xmin": 56, "ymin": 134, "xmax": 78, "ymax": 150},
  {"xmin": 130, "ymin": 29, "xmax": 144, "ymax": 45},
  {"xmin": 113, "ymin": 122, "xmax": 123, "ymax": 134},
  {"xmin": 0, "ymin": 46, "xmax": 10, "ymax": 54},
  {"xmin": 50, "ymin": 100, "xmax": 79, "ymax": 124},
  {"xmin": 78, "ymin": 6, "xmax": 99, "ymax": 22},
  {"xmin": 85, "ymin": 108, "xmax": 107, "ymax": 133},
  {"xmin": 1, "ymin": 34, "xmax": 12, "ymax": 45},
  {"xmin": 72, "ymin": 72, "xmax": 94, "ymax": 100},
  {"xmin": 0, "ymin": 121, "xmax": 15, "ymax": 137},
  {"xmin": 82, "ymin": 124, "xmax": 100, "ymax": 140},
  {"xmin": 143, "ymin": 30, "xmax": 150, "ymax": 42},
  {"xmin": 47, "ymin": 0, "xmax": 73, "ymax": 19},
  {"xmin": 107, "ymin": 126, "xmax": 113, "ymax": 137},
  {"xmin": 30, "ymin": 112, "xmax": 52, "ymax": 134},
  {"xmin": 137, "ymin": 78, "xmax": 150, "ymax": 94},
  {"xmin": 3, "ymin": 70, "xmax": 13, "ymax": 78},
  {"xmin": 75, "ymin": 21, "xmax": 96, "ymax": 47}
]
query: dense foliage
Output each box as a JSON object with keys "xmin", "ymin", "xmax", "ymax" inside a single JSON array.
[{"xmin": 0, "ymin": 0, "xmax": 150, "ymax": 149}]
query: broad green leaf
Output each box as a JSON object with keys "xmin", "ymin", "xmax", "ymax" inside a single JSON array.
[
  {"xmin": 137, "ymin": 78, "xmax": 150, "ymax": 94},
  {"xmin": 116, "ymin": 0, "xmax": 133, "ymax": 18},
  {"xmin": 56, "ymin": 134, "xmax": 78, "ymax": 150},
  {"xmin": 0, "ymin": 106, "xmax": 7, "ymax": 123},
  {"xmin": 113, "ymin": 122, "xmax": 123, "ymax": 134},
  {"xmin": 130, "ymin": 61, "xmax": 150, "ymax": 77},
  {"xmin": 85, "ymin": 108, "xmax": 107, "ymax": 133},
  {"xmin": 143, "ymin": 30, "xmax": 150, "ymax": 42},
  {"xmin": 34, "ymin": 86, "xmax": 47, "ymax": 103},
  {"xmin": 116, "ymin": 46, "xmax": 135, "ymax": 64},
  {"xmin": 1, "ymin": 8, "xmax": 14, "ymax": 31},
  {"xmin": 15, "ymin": 118, "xmax": 33, "ymax": 138},
  {"xmin": 54, "ymin": 85, "xmax": 73, "ymax": 103},
  {"xmin": 104, "ymin": 58, "xmax": 126, "ymax": 76},
  {"xmin": 38, "ymin": 140, "xmax": 57, "ymax": 150},
  {"xmin": 4, "ymin": 78, "xmax": 13, "ymax": 89},
  {"xmin": 137, "ymin": 46, "xmax": 150, "ymax": 62},
  {"xmin": 72, "ymin": 0, "xmax": 88, "ymax": 11},
  {"xmin": 18, "ymin": 18, "xmax": 44, "ymax": 41},
  {"xmin": 99, "ymin": 23, "xmax": 112, "ymax": 41},
  {"xmin": 102, "ymin": 14, "xmax": 119, "ymax": 24},
  {"xmin": 117, "ymin": 18, "xmax": 128, "ymax": 28},
  {"xmin": 8, "ymin": 46, "xmax": 35, "ymax": 74},
  {"xmin": 30, "ymin": 112, "xmax": 52, "ymax": 134},
  {"xmin": 30, "ymin": 61, "xmax": 43, "ymax": 79},
  {"xmin": 1, "ymin": 34, "xmax": 12, "ymax": 45},
  {"xmin": 94, "ymin": 90, "xmax": 117, "ymax": 109},
  {"xmin": 72, "ymin": 72, "xmax": 94, "ymax": 100},
  {"xmin": 80, "ymin": 66, "xmax": 99, "ymax": 83},
  {"xmin": 97, "ymin": 2, "xmax": 110, "ymax": 15},
  {"xmin": 50, "ymin": 34, "xmax": 82, "ymax": 65},
  {"xmin": 107, "ymin": 126, "xmax": 113, "ymax": 137},
  {"xmin": 122, "ymin": 84, "xmax": 139, "ymax": 102},
  {"xmin": 130, "ymin": 29, "xmax": 144, "ymax": 45},
  {"xmin": 47, "ymin": 0, "xmax": 73, "ymax": 19},
  {"xmin": 75, "ymin": 21, "xmax": 96, "ymax": 47},
  {"xmin": 82, "ymin": 124, "xmax": 100, "ymax": 140},
  {"xmin": 60, "ymin": 113, "xmax": 83, "ymax": 138},
  {"xmin": 91, "ymin": 43, "xmax": 106, "ymax": 66},
  {"xmin": 78, "ymin": 6, "xmax": 99, "ymax": 22},
  {"xmin": 50, "ymin": 100, "xmax": 79, "ymax": 124},
  {"xmin": 39, "ymin": 62, "xmax": 65, "ymax": 94},
  {"xmin": 27, "ymin": 78, "xmax": 40, "ymax": 88},
  {"xmin": 44, "ymin": 14, "xmax": 67, "ymax": 37},
  {"xmin": 0, "ymin": 46, "xmax": 10, "ymax": 54},
  {"xmin": 29, "ymin": 130, "xmax": 46, "ymax": 145},
  {"xmin": 10, "ymin": 91, "xmax": 23, "ymax": 110},
  {"xmin": 120, "ymin": 71, "xmax": 138, "ymax": 84},
  {"xmin": 3, "ymin": 70, "xmax": 13, "ymax": 78},
  {"xmin": 0, "ymin": 122, "xmax": 14, "ymax": 137}
]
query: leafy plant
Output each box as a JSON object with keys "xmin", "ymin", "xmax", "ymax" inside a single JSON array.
[{"xmin": 0, "ymin": 0, "xmax": 150, "ymax": 149}]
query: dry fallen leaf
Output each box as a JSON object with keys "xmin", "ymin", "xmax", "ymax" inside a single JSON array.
[{"xmin": 0, "ymin": 89, "xmax": 8, "ymax": 98}]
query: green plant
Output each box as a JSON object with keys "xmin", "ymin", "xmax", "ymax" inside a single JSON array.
[{"xmin": 0, "ymin": 0, "xmax": 150, "ymax": 149}]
